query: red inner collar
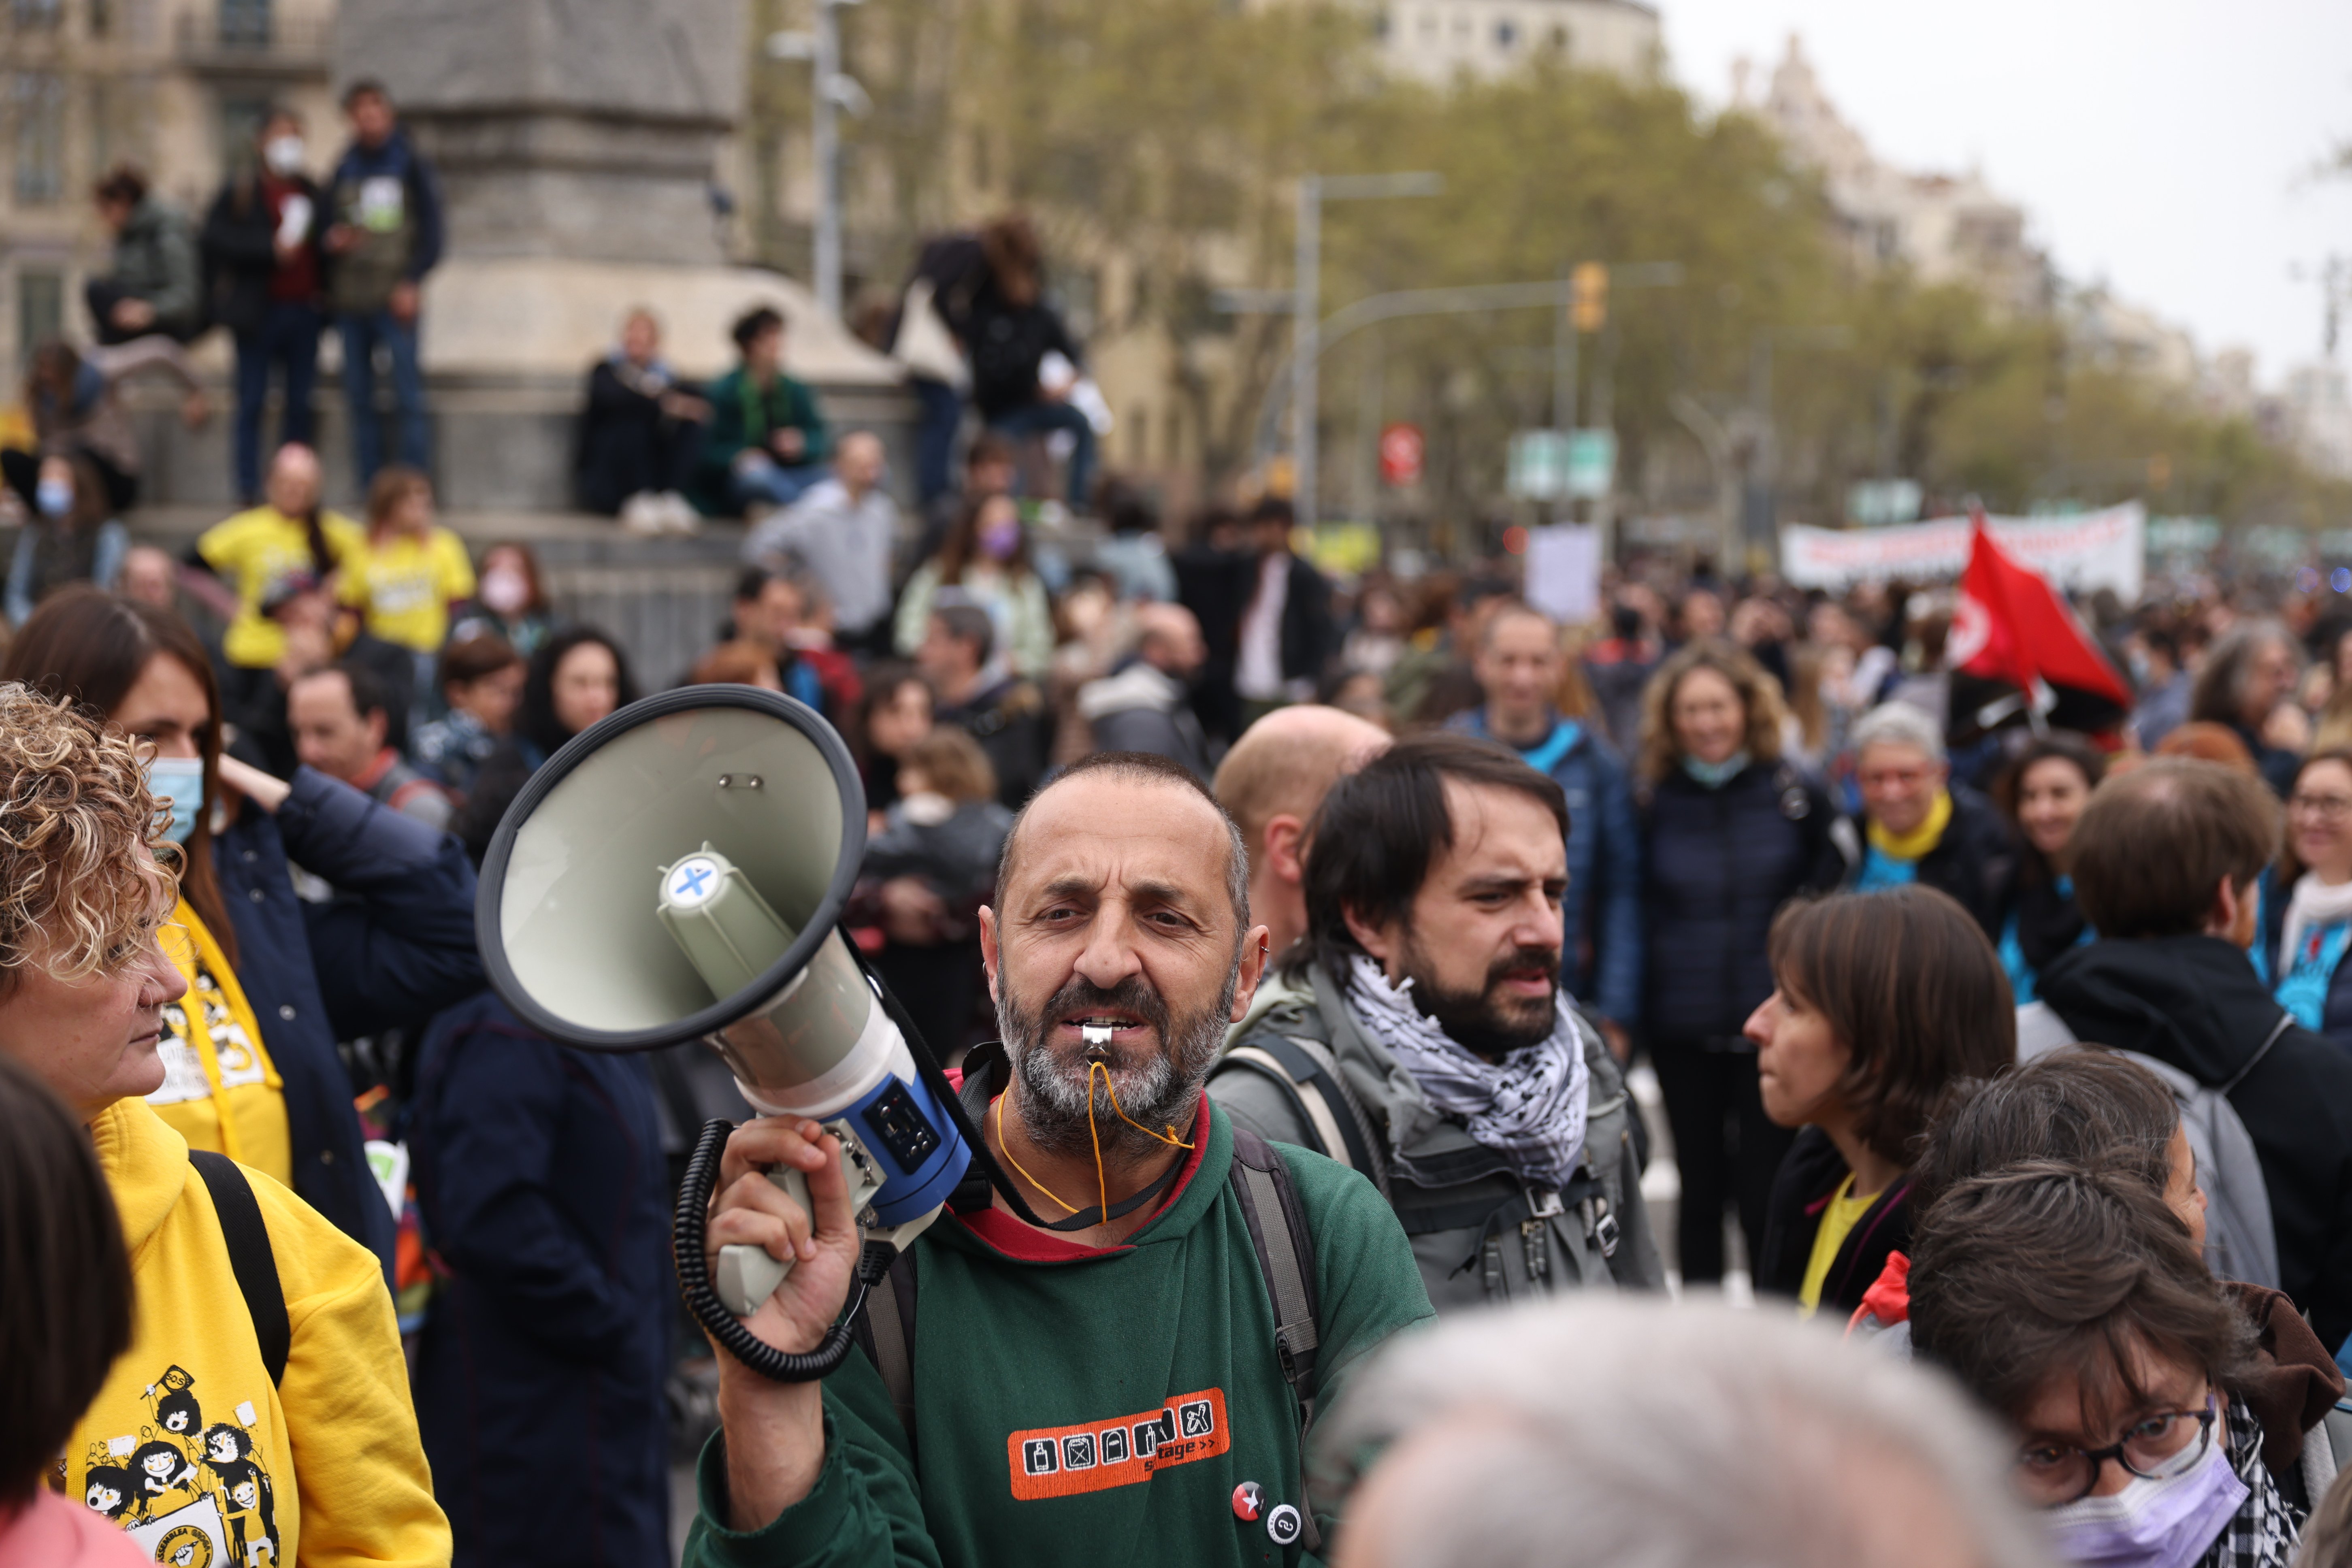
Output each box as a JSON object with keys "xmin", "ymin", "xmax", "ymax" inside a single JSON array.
[{"xmin": 950, "ymin": 1081, "xmax": 1212, "ymax": 1262}]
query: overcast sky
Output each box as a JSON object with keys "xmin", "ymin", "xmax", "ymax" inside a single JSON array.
[{"xmin": 1660, "ymin": 0, "xmax": 2352, "ymax": 389}]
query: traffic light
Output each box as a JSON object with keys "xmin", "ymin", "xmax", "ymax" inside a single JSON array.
[{"xmin": 1571, "ymin": 262, "xmax": 1608, "ymax": 333}]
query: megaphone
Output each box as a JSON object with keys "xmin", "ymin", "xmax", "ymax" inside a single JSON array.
[{"xmin": 476, "ymin": 687, "xmax": 1005, "ymax": 1380}]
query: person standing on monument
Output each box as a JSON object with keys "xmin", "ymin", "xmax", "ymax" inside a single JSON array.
[{"xmin": 324, "ymin": 78, "xmax": 443, "ymax": 489}]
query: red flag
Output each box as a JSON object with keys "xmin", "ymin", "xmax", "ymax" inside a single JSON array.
[{"xmin": 1949, "ymin": 512, "xmax": 2130, "ymax": 706}]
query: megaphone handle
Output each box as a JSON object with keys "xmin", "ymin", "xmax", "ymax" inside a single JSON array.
[{"xmin": 714, "ymin": 1157, "xmax": 809, "ymax": 1314}]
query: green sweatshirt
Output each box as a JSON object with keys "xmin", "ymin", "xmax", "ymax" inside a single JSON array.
[{"xmin": 685, "ymin": 1098, "xmax": 1434, "ymax": 1568}]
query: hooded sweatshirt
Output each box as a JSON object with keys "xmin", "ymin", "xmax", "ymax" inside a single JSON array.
[
  {"xmin": 2037, "ymin": 935, "xmax": 2352, "ymax": 1352},
  {"xmin": 62, "ymin": 1098, "xmax": 447, "ymax": 1568}
]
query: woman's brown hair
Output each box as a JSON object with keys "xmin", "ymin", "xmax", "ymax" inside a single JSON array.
[
  {"xmin": 1910, "ymin": 1159, "xmax": 2254, "ymax": 1433},
  {"xmin": 1990, "ymin": 732, "xmax": 2108, "ymax": 890},
  {"xmin": 0, "ymin": 1055, "xmax": 132, "ymax": 1505},
  {"xmin": 1634, "ymin": 638, "xmax": 1787, "ymax": 784},
  {"xmin": 1765, "ymin": 886, "xmax": 2015, "ymax": 1165},
  {"xmin": 0, "ymin": 586, "xmax": 237, "ymax": 966},
  {"xmin": 903, "ymin": 724, "xmax": 997, "ymax": 805},
  {"xmin": 365, "ymin": 463, "xmax": 432, "ymax": 538},
  {"xmin": 934, "ymin": 493, "xmax": 1031, "ymax": 587}
]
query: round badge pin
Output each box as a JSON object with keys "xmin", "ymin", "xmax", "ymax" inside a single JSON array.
[
  {"xmin": 1231, "ymin": 1481, "xmax": 1265, "ymax": 1522},
  {"xmin": 1266, "ymin": 1502, "xmax": 1304, "ymax": 1545}
]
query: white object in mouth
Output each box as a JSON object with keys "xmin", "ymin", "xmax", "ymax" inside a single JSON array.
[{"xmin": 1080, "ymin": 1022, "xmax": 1115, "ymax": 1047}]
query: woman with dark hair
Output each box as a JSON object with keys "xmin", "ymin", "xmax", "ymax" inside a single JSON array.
[
  {"xmin": 1636, "ymin": 639, "xmax": 1848, "ymax": 1285},
  {"xmin": 1745, "ymin": 885, "xmax": 2015, "ymax": 1319},
  {"xmin": 2254, "ymin": 749, "xmax": 2352, "ymax": 1046},
  {"xmin": 1, "ymin": 585, "xmax": 484, "ymax": 1262},
  {"xmin": 455, "ymin": 625, "xmax": 636, "ymax": 863},
  {"xmin": 1911, "ymin": 1161, "xmax": 2316, "ymax": 1568},
  {"xmin": 0, "ymin": 1057, "xmax": 144, "ymax": 1566},
  {"xmin": 1992, "ymin": 732, "xmax": 2107, "ymax": 1003},
  {"xmin": 5, "ymin": 449, "xmax": 128, "ymax": 626},
  {"xmin": 853, "ymin": 660, "xmax": 933, "ymax": 823},
  {"xmin": 892, "ymin": 490, "xmax": 1055, "ymax": 679}
]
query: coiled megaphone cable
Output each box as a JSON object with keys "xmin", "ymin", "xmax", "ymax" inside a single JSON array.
[{"xmin": 673, "ymin": 1118, "xmax": 894, "ymax": 1382}]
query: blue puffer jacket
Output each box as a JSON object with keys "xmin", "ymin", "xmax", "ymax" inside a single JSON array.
[
  {"xmin": 1641, "ymin": 760, "xmax": 1849, "ymax": 1043},
  {"xmin": 1448, "ymin": 708, "xmax": 1643, "ymax": 1029},
  {"xmin": 409, "ymin": 995, "xmax": 671, "ymax": 1568},
  {"xmin": 2254, "ymin": 867, "xmax": 2352, "ymax": 1046},
  {"xmin": 216, "ymin": 766, "xmax": 486, "ymax": 1269}
]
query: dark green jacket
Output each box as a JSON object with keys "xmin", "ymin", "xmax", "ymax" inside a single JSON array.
[
  {"xmin": 683, "ymin": 1098, "xmax": 1434, "ymax": 1568},
  {"xmin": 110, "ymin": 195, "xmax": 203, "ymax": 333},
  {"xmin": 697, "ymin": 364, "xmax": 830, "ymax": 500}
]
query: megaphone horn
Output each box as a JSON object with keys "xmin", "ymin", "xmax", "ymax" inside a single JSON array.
[{"xmin": 477, "ymin": 687, "xmax": 1012, "ymax": 1379}]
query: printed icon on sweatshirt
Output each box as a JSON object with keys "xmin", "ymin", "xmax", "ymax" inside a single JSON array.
[
  {"xmin": 1006, "ymin": 1387, "xmax": 1231, "ymax": 1500},
  {"xmin": 80, "ymin": 1364, "xmax": 280, "ymax": 1567}
]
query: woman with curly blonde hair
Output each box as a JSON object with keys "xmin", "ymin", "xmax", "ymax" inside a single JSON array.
[
  {"xmin": 0, "ymin": 682, "xmax": 448, "ymax": 1568},
  {"xmin": 1636, "ymin": 640, "xmax": 1852, "ymax": 1285}
]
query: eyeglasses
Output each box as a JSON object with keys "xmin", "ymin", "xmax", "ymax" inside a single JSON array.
[
  {"xmin": 2289, "ymin": 793, "xmax": 2352, "ymax": 822},
  {"xmin": 2015, "ymin": 1394, "xmax": 2219, "ymax": 1506}
]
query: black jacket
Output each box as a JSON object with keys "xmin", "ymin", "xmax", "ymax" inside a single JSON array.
[
  {"xmin": 2037, "ymin": 935, "xmax": 2352, "ymax": 1351},
  {"xmin": 1642, "ymin": 761, "xmax": 1848, "ymax": 1042},
  {"xmin": 966, "ymin": 283, "xmax": 1081, "ymax": 421},
  {"xmin": 1756, "ymin": 1125, "xmax": 1914, "ymax": 1321},
  {"xmin": 1268, "ymin": 553, "xmax": 1337, "ymax": 688},
  {"xmin": 200, "ymin": 167, "xmax": 325, "ymax": 335},
  {"xmin": 216, "ymin": 767, "xmax": 486, "ymax": 1268},
  {"xmin": 938, "ymin": 676, "xmax": 1050, "ymax": 811},
  {"xmin": 410, "ymin": 995, "xmax": 671, "ymax": 1568},
  {"xmin": 1844, "ymin": 782, "xmax": 2018, "ymax": 938}
]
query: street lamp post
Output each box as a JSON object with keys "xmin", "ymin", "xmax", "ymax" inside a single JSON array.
[
  {"xmin": 1291, "ymin": 171, "xmax": 1441, "ymax": 527},
  {"xmin": 767, "ymin": 0, "xmax": 870, "ymax": 321}
]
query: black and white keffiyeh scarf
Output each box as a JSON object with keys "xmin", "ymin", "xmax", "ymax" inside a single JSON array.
[
  {"xmin": 2197, "ymin": 1398, "xmax": 2299, "ymax": 1568},
  {"xmin": 1344, "ymin": 954, "xmax": 1589, "ymax": 1191}
]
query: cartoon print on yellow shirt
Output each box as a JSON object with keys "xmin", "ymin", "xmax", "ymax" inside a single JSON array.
[
  {"xmin": 81, "ymin": 1362, "xmax": 281, "ymax": 1568},
  {"xmin": 149, "ymin": 956, "xmax": 267, "ymax": 1106}
]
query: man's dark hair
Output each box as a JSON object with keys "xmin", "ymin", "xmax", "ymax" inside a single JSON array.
[
  {"xmin": 437, "ymin": 631, "xmax": 521, "ymax": 694},
  {"xmin": 1910, "ymin": 1048, "xmax": 2182, "ymax": 1220},
  {"xmin": 0, "ymin": 1056, "xmax": 132, "ymax": 1507},
  {"xmin": 1297, "ymin": 732, "xmax": 1568, "ymax": 978},
  {"xmin": 931, "ymin": 602, "xmax": 994, "ymax": 667},
  {"xmin": 1249, "ymin": 495, "xmax": 1295, "ymax": 529},
  {"xmin": 305, "ymin": 659, "xmax": 393, "ymax": 726},
  {"xmin": 92, "ymin": 162, "xmax": 147, "ymax": 207},
  {"xmin": 735, "ymin": 565, "xmax": 779, "ymax": 605},
  {"xmin": 1766, "ymin": 887, "xmax": 2016, "ymax": 1166},
  {"xmin": 341, "ymin": 76, "xmax": 391, "ymax": 111},
  {"xmin": 997, "ymin": 750, "xmax": 1249, "ymax": 929},
  {"xmin": 732, "ymin": 306, "xmax": 785, "ymax": 352},
  {"xmin": 2069, "ymin": 759, "xmax": 2278, "ymax": 938},
  {"xmin": 1910, "ymin": 1159, "xmax": 2254, "ymax": 1432}
]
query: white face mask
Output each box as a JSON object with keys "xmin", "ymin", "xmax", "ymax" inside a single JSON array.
[{"xmin": 264, "ymin": 134, "xmax": 307, "ymax": 175}]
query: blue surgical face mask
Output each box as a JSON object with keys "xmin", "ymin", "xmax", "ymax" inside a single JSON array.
[
  {"xmin": 145, "ymin": 756, "xmax": 207, "ymax": 846},
  {"xmin": 35, "ymin": 477, "xmax": 73, "ymax": 518},
  {"xmin": 1683, "ymin": 750, "xmax": 1751, "ymax": 789}
]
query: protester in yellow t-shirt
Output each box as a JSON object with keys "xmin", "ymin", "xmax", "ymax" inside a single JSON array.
[
  {"xmin": 0, "ymin": 684, "xmax": 449, "ymax": 1568},
  {"xmin": 339, "ymin": 465, "xmax": 475, "ymax": 656},
  {"xmin": 194, "ymin": 443, "xmax": 362, "ymax": 670},
  {"xmin": 1742, "ymin": 885, "xmax": 2017, "ymax": 1321}
]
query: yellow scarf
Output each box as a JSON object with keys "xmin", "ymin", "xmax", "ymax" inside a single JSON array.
[{"xmin": 1866, "ymin": 789, "xmax": 1953, "ymax": 863}]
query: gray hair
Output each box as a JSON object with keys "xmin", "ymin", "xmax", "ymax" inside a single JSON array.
[
  {"xmin": 1850, "ymin": 701, "xmax": 1946, "ymax": 764},
  {"xmin": 1316, "ymin": 1296, "xmax": 2053, "ymax": 1568},
  {"xmin": 2190, "ymin": 619, "xmax": 2303, "ymax": 729}
]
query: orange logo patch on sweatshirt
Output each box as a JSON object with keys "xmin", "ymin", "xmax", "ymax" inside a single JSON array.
[{"xmin": 1007, "ymin": 1387, "xmax": 1229, "ymax": 1500}]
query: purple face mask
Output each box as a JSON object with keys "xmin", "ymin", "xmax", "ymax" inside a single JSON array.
[
  {"xmin": 2041, "ymin": 1410, "xmax": 2247, "ymax": 1568},
  {"xmin": 979, "ymin": 516, "xmax": 1022, "ymax": 563}
]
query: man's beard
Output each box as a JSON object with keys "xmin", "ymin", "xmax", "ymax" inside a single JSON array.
[
  {"xmin": 1398, "ymin": 935, "xmax": 1562, "ymax": 1061},
  {"xmin": 998, "ymin": 961, "xmax": 1240, "ymax": 1159}
]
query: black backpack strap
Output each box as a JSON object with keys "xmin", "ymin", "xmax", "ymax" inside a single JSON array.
[
  {"xmin": 852, "ymin": 1247, "xmax": 920, "ymax": 1453},
  {"xmin": 189, "ymin": 1151, "xmax": 290, "ymax": 1386},
  {"xmin": 1227, "ymin": 1125, "xmax": 1325, "ymax": 1556}
]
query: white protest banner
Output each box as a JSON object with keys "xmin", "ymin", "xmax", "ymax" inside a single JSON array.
[
  {"xmin": 1781, "ymin": 503, "xmax": 2144, "ymax": 601},
  {"xmin": 1525, "ymin": 524, "xmax": 1602, "ymax": 624}
]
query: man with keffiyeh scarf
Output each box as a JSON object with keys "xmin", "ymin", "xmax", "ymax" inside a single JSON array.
[{"xmin": 1213, "ymin": 733, "xmax": 1663, "ymax": 1312}]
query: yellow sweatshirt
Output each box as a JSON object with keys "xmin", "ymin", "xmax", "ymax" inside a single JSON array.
[{"xmin": 62, "ymin": 1098, "xmax": 449, "ymax": 1568}]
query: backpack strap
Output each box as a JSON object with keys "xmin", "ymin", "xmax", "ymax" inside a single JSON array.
[
  {"xmin": 1227, "ymin": 1125, "xmax": 1325, "ymax": 1555},
  {"xmin": 2220, "ymin": 1011, "xmax": 2294, "ymax": 1096},
  {"xmin": 1214, "ymin": 1034, "xmax": 1388, "ymax": 1194},
  {"xmin": 853, "ymin": 1248, "xmax": 920, "ymax": 1451},
  {"xmin": 189, "ymin": 1151, "xmax": 290, "ymax": 1386}
]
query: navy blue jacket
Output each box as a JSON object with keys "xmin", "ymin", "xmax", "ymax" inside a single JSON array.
[
  {"xmin": 1642, "ymin": 761, "xmax": 1848, "ymax": 1043},
  {"xmin": 410, "ymin": 995, "xmax": 671, "ymax": 1568},
  {"xmin": 1448, "ymin": 708, "xmax": 1644, "ymax": 1029},
  {"xmin": 216, "ymin": 766, "xmax": 485, "ymax": 1269},
  {"xmin": 326, "ymin": 128, "xmax": 445, "ymax": 280}
]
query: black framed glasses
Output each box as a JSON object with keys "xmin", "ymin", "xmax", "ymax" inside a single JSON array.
[{"xmin": 2016, "ymin": 1393, "xmax": 2220, "ymax": 1506}]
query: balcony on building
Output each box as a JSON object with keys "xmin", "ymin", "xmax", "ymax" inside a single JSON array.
[{"xmin": 173, "ymin": 4, "xmax": 333, "ymax": 77}]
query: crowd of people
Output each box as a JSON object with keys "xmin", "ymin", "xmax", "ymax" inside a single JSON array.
[{"xmin": 13, "ymin": 78, "xmax": 2352, "ymax": 1568}]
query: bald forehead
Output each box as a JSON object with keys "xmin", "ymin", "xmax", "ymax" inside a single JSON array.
[
  {"xmin": 1214, "ymin": 705, "xmax": 1389, "ymax": 840},
  {"xmin": 1001, "ymin": 773, "xmax": 1237, "ymax": 912}
]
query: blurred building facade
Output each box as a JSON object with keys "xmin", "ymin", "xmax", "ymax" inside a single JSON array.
[{"xmin": 1370, "ymin": 0, "xmax": 1660, "ymax": 86}]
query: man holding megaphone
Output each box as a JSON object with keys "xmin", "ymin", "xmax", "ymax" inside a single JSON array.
[{"xmin": 681, "ymin": 751, "xmax": 1435, "ymax": 1565}]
